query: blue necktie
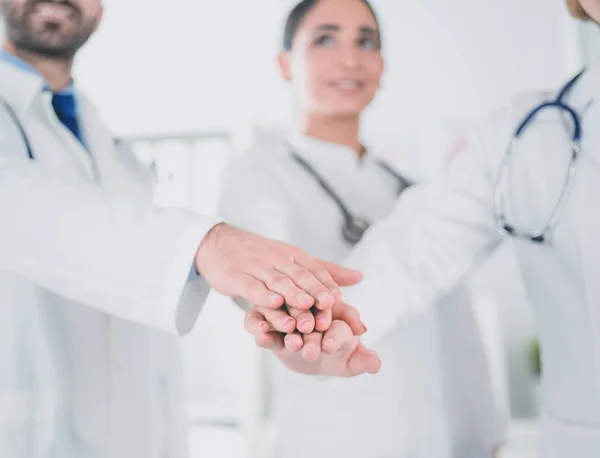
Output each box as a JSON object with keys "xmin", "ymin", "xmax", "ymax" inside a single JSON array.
[{"xmin": 51, "ymin": 92, "xmax": 84, "ymax": 146}]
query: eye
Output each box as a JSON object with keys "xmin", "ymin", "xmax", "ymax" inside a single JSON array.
[
  {"xmin": 358, "ymin": 36, "xmax": 379, "ymax": 50},
  {"xmin": 313, "ymin": 34, "xmax": 335, "ymax": 47}
]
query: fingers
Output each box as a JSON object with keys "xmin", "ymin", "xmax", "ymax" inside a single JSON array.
[
  {"xmin": 284, "ymin": 332, "xmax": 304, "ymax": 352},
  {"xmin": 321, "ymin": 320, "xmax": 354, "ymax": 354},
  {"xmin": 347, "ymin": 342, "xmax": 381, "ymax": 376},
  {"xmin": 244, "ymin": 308, "xmax": 299, "ymax": 354},
  {"xmin": 253, "ymin": 268, "xmax": 316, "ymax": 310},
  {"xmin": 254, "ymin": 307, "xmax": 296, "ymax": 333},
  {"xmin": 254, "ymin": 331, "xmax": 285, "ymax": 352},
  {"xmin": 237, "ymin": 274, "xmax": 285, "ymax": 309},
  {"xmin": 244, "ymin": 309, "xmax": 287, "ymax": 353},
  {"xmin": 195, "ymin": 226, "xmax": 360, "ymax": 311},
  {"xmin": 244, "ymin": 308, "xmax": 271, "ymax": 335},
  {"xmin": 276, "ymin": 258, "xmax": 337, "ymax": 311},
  {"xmin": 301, "ymin": 332, "xmax": 323, "ymax": 362},
  {"xmin": 313, "ymin": 308, "xmax": 332, "ymax": 333},
  {"xmin": 317, "ymin": 260, "xmax": 363, "ymax": 287},
  {"xmin": 286, "ymin": 305, "xmax": 315, "ymax": 334},
  {"xmin": 331, "ymin": 301, "xmax": 367, "ymax": 336},
  {"xmin": 257, "ymin": 301, "xmax": 330, "ymax": 335}
]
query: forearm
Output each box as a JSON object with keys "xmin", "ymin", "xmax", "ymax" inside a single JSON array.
[{"xmin": 0, "ymin": 155, "xmax": 220, "ymax": 333}]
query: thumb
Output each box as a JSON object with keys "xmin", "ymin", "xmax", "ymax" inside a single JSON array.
[
  {"xmin": 347, "ymin": 342, "xmax": 381, "ymax": 376},
  {"xmin": 332, "ymin": 301, "xmax": 367, "ymax": 336},
  {"xmin": 318, "ymin": 260, "xmax": 363, "ymax": 286}
]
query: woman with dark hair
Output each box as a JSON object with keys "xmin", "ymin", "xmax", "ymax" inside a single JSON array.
[
  {"xmin": 245, "ymin": 1, "xmax": 600, "ymax": 457},
  {"xmin": 219, "ymin": 1, "xmax": 504, "ymax": 457}
]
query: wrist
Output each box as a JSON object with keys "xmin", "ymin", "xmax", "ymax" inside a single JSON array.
[{"xmin": 194, "ymin": 222, "xmax": 228, "ymax": 276}]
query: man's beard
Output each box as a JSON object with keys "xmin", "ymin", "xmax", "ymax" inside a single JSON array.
[{"xmin": 1, "ymin": 0, "xmax": 97, "ymax": 59}]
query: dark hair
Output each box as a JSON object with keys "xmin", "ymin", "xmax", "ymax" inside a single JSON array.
[{"xmin": 282, "ymin": 0, "xmax": 380, "ymax": 51}]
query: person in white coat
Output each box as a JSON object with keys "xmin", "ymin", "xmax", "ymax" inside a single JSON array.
[
  {"xmin": 0, "ymin": 1, "xmax": 382, "ymax": 457},
  {"xmin": 247, "ymin": 0, "xmax": 600, "ymax": 457},
  {"xmin": 219, "ymin": 1, "xmax": 504, "ymax": 456}
]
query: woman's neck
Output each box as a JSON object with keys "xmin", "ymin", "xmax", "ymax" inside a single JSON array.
[{"xmin": 301, "ymin": 115, "xmax": 364, "ymax": 159}]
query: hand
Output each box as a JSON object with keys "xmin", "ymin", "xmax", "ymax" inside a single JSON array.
[
  {"xmin": 248, "ymin": 317, "xmax": 381, "ymax": 377},
  {"xmin": 247, "ymin": 300, "xmax": 366, "ymax": 338},
  {"xmin": 195, "ymin": 223, "xmax": 363, "ymax": 311},
  {"xmin": 244, "ymin": 301, "xmax": 378, "ymax": 377}
]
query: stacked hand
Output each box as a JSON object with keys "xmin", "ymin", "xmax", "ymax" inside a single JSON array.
[
  {"xmin": 195, "ymin": 223, "xmax": 381, "ymax": 377},
  {"xmin": 245, "ymin": 301, "xmax": 381, "ymax": 377}
]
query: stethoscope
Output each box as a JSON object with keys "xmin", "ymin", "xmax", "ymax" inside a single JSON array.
[
  {"xmin": 492, "ymin": 69, "xmax": 585, "ymax": 244},
  {"xmin": 289, "ymin": 146, "xmax": 411, "ymax": 245},
  {"xmin": 1, "ymin": 98, "xmax": 35, "ymax": 159}
]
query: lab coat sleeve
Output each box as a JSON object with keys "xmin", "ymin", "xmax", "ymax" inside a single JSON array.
[
  {"xmin": 0, "ymin": 118, "xmax": 220, "ymax": 335},
  {"xmin": 342, "ymin": 123, "xmax": 506, "ymax": 347}
]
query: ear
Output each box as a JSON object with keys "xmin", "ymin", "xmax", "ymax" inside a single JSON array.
[
  {"xmin": 379, "ymin": 57, "xmax": 385, "ymax": 87},
  {"xmin": 93, "ymin": 4, "xmax": 105, "ymax": 33},
  {"xmin": 277, "ymin": 51, "xmax": 292, "ymax": 82}
]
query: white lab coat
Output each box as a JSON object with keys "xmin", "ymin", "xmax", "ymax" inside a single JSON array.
[
  {"xmin": 341, "ymin": 57, "xmax": 600, "ymax": 458},
  {"xmin": 0, "ymin": 61, "xmax": 220, "ymax": 458},
  {"xmin": 218, "ymin": 133, "xmax": 504, "ymax": 458}
]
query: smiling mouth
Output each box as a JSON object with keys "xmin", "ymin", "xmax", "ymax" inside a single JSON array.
[
  {"xmin": 329, "ymin": 80, "xmax": 366, "ymax": 92},
  {"xmin": 32, "ymin": 2, "xmax": 77, "ymax": 22}
]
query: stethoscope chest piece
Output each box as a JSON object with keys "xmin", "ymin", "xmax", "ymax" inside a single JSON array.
[
  {"xmin": 288, "ymin": 144, "xmax": 409, "ymax": 246},
  {"xmin": 342, "ymin": 215, "xmax": 371, "ymax": 245}
]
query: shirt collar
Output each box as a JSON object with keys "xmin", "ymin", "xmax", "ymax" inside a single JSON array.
[
  {"xmin": 0, "ymin": 50, "xmax": 75, "ymax": 95},
  {"xmin": 286, "ymin": 132, "xmax": 372, "ymax": 171}
]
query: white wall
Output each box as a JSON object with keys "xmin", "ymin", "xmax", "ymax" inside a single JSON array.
[{"xmin": 74, "ymin": 0, "xmax": 585, "ymax": 421}]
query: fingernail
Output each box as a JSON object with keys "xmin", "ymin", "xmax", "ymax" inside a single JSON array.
[
  {"xmin": 299, "ymin": 319, "xmax": 312, "ymax": 329},
  {"xmin": 323, "ymin": 337, "xmax": 335, "ymax": 345},
  {"xmin": 291, "ymin": 335, "xmax": 303, "ymax": 345},
  {"xmin": 330, "ymin": 287, "xmax": 341, "ymax": 297},
  {"xmin": 269, "ymin": 293, "xmax": 281, "ymax": 304},
  {"xmin": 283, "ymin": 317, "xmax": 294, "ymax": 327},
  {"xmin": 361, "ymin": 322, "xmax": 367, "ymax": 333},
  {"xmin": 260, "ymin": 322, "xmax": 270, "ymax": 332}
]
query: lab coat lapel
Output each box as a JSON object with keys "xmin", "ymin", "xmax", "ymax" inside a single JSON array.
[
  {"xmin": 77, "ymin": 95, "xmax": 152, "ymax": 201},
  {"xmin": 574, "ymin": 97, "xmax": 600, "ymax": 339},
  {"xmin": 567, "ymin": 59, "xmax": 600, "ymax": 323},
  {"xmin": 0, "ymin": 61, "xmax": 99, "ymax": 180},
  {"xmin": 43, "ymin": 90, "xmax": 99, "ymax": 182}
]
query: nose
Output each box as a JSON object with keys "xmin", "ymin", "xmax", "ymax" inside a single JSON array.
[{"xmin": 338, "ymin": 43, "xmax": 360, "ymax": 70}]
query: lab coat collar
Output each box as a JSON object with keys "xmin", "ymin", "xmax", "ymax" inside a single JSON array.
[
  {"xmin": 568, "ymin": 55, "xmax": 600, "ymax": 113},
  {"xmin": 0, "ymin": 59, "xmax": 45, "ymax": 113},
  {"xmin": 566, "ymin": 56, "xmax": 600, "ymax": 166},
  {"xmin": 286, "ymin": 132, "xmax": 373, "ymax": 171},
  {"xmin": 0, "ymin": 50, "xmax": 76, "ymax": 95}
]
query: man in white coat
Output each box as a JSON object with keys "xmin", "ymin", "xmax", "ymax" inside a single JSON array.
[
  {"xmin": 0, "ymin": 1, "xmax": 381, "ymax": 457},
  {"xmin": 247, "ymin": 1, "xmax": 600, "ymax": 457}
]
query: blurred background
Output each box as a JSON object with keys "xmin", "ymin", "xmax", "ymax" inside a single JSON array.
[{"xmin": 72, "ymin": 1, "xmax": 600, "ymax": 457}]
